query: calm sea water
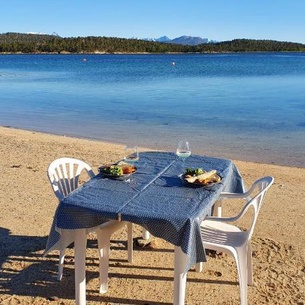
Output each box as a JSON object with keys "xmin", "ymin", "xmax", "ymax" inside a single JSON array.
[{"xmin": 1, "ymin": 53, "xmax": 305, "ymax": 167}]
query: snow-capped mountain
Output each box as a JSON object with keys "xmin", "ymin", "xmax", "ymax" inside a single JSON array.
[{"xmin": 142, "ymin": 35, "xmax": 216, "ymax": 45}]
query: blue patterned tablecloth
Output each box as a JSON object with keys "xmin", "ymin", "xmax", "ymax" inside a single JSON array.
[{"xmin": 45, "ymin": 151, "xmax": 244, "ymax": 271}]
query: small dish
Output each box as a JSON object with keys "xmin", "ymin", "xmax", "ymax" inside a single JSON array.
[{"xmin": 179, "ymin": 173, "xmax": 222, "ymax": 188}]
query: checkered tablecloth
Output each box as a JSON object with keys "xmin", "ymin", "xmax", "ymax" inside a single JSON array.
[{"xmin": 45, "ymin": 151, "xmax": 244, "ymax": 271}]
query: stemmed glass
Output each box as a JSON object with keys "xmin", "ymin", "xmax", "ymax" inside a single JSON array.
[
  {"xmin": 176, "ymin": 140, "xmax": 191, "ymax": 168},
  {"xmin": 123, "ymin": 145, "xmax": 139, "ymax": 184},
  {"xmin": 123, "ymin": 145, "xmax": 139, "ymax": 164}
]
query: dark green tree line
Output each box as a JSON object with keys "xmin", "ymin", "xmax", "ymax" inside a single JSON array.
[{"xmin": 1, "ymin": 33, "xmax": 305, "ymax": 53}]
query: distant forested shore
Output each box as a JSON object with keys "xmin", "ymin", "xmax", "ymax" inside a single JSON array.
[{"xmin": 1, "ymin": 32, "xmax": 305, "ymax": 54}]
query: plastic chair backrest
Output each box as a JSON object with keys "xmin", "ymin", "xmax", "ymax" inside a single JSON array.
[
  {"xmin": 234, "ymin": 176, "xmax": 274, "ymax": 241},
  {"xmin": 47, "ymin": 157, "xmax": 95, "ymax": 201}
]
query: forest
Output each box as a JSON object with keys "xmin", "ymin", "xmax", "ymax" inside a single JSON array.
[{"xmin": 1, "ymin": 32, "xmax": 305, "ymax": 54}]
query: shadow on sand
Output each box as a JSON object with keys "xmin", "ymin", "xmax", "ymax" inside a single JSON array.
[{"xmin": 0, "ymin": 227, "xmax": 236, "ymax": 304}]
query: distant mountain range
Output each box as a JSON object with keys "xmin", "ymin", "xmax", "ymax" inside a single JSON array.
[{"xmin": 142, "ymin": 35, "xmax": 217, "ymax": 46}]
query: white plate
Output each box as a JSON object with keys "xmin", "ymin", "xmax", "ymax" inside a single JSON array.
[{"xmin": 179, "ymin": 173, "xmax": 222, "ymax": 188}]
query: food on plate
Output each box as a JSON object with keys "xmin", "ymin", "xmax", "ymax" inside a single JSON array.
[
  {"xmin": 185, "ymin": 167, "xmax": 205, "ymax": 176},
  {"xmin": 121, "ymin": 164, "xmax": 136, "ymax": 174},
  {"xmin": 100, "ymin": 163, "xmax": 136, "ymax": 176},
  {"xmin": 101, "ymin": 165, "xmax": 123, "ymax": 176},
  {"xmin": 183, "ymin": 168, "xmax": 221, "ymax": 185}
]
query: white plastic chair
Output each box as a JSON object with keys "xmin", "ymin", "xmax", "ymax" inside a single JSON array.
[
  {"xmin": 200, "ymin": 176, "xmax": 274, "ymax": 305},
  {"xmin": 213, "ymin": 191, "xmax": 250, "ymax": 218},
  {"xmin": 47, "ymin": 157, "xmax": 133, "ymax": 283}
]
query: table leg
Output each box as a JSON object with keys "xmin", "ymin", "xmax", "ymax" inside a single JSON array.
[
  {"xmin": 142, "ymin": 227, "xmax": 150, "ymax": 240},
  {"xmin": 173, "ymin": 246, "xmax": 188, "ymax": 305},
  {"xmin": 74, "ymin": 229, "xmax": 87, "ymax": 305},
  {"xmin": 97, "ymin": 230, "xmax": 111, "ymax": 294}
]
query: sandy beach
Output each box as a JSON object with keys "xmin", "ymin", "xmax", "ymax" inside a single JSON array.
[{"xmin": 0, "ymin": 126, "xmax": 304, "ymax": 305}]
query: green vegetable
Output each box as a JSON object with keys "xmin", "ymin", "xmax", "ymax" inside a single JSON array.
[
  {"xmin": 195, "ymin": 168, "xmax": 205, "ymax": 175},
  {"xmin": 185, "ymin": 167, "xmax": 205, "ymax": 176},
  {"xmin": 102, "ymin": 165, "xmax": 123, "ymax": 176}
]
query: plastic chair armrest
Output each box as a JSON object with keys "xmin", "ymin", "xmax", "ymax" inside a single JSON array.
[
  {"xmin": 204, "ymin": 215, "xmax": 240, "ymax": 223},
  {"xmin": 219, "ymin": 192, "xmax": 248, "ymax": 199}
]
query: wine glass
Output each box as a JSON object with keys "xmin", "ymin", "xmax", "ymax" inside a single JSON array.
[
  {"xmin": 123, "ymin": 145, "xmax": 139, "ymax": 164},
  {"xmin": 176, "ymin": 140, "xmax": 191, "ymax": 167},
  {"xmin": 123, "ymin": 145, "xmax": 139, "ymax": 184}
]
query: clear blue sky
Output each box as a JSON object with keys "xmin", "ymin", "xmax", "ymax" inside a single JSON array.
[{"xmin": 1, "ymin": 0, "xmax": 305, "ymax": 43}]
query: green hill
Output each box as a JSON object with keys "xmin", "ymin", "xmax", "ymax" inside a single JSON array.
[
  {"xmin": 197, "ymin": 39, "xmax": 305, "ymax": 53},
  {"xmin": 1, "ymin": 32, "xmax": 305, "ymax": 54}
]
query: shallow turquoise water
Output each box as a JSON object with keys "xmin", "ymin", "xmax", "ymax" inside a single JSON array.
[{"xmin": 1, "ymin": 53, "xmax": 305, "ymax": 167}]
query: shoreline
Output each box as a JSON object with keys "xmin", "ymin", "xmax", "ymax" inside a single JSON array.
[
  {"xmin": 2, "ymin": 50, "xmax": 305, "ymax": 55},
  {"xmin": 1, "ymin": 125, "xmax": 304, "ymax": 304},
  {"xmin": 2, "ymin": 124, "xmax": 305, "ymax": 170}
]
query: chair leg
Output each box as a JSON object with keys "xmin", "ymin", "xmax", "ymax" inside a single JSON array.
[
  {"xmin": 234, "ymin": 248, "xmax": 248, "ymax": 305},
  {"xmin": 247, "ymin": 243, "xmax": 253, "ymax": 286},
  {"xmin": 212, "ymin": 199, "xmax": 222, "ymax": 217},
  {"xmin": 96, "ymin": 220, "xmax": 130, "ymax": 293},
  {"xmin": 195, "ymin": 262, "xmax": 203, "ymax": 272},
  {"xmin": 96, "ymin": 220, "xmax": 133, "ymax": 293},
  {"xmin": 127, "ymin": 222, "xmax": 133, "ymax": 263},
  {"xmin": 57, "ymin": 249, "xmax": 65, "ymax": 281},
  {"xmin": 96, "ymin": 230, "xmax": 111, "ymax": 294}
]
